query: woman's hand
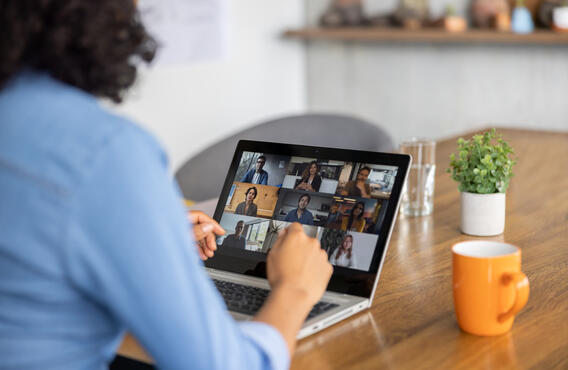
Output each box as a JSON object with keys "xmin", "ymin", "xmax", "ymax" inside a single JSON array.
[
  {"xmin": 295, "ymin": 182, "xmax": 314, "ymax": 191},
  {"xmin": 303, "ymin": 183, "xmax": 315, "ymax": 192},
  {"xmin": 188, "ymin": 211, "xmax": 225, "ymax": 260}
]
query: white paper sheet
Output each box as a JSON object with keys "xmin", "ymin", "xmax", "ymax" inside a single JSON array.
[{"xmin": 138, "ymin": 0, "xmax": 227, "ymax": 65}]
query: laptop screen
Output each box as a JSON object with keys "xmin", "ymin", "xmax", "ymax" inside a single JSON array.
[{"xmin": 206, "ymin": 141, "xmax": 411, "ymax": 298}]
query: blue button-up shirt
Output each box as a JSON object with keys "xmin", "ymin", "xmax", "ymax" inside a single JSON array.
[
  {"xmin": 284, "ymin": 208, "xmax": 315, "ymax": 225},
  {"xmin": 0, "ymin": 72, "xmax": 288, "ymax": 370}
]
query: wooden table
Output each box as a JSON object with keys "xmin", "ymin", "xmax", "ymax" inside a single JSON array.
[{"xmin": 118, "ymin": 128, "xmax": 568, "ymax": 369}]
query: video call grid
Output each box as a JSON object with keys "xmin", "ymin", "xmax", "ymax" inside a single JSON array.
[{"xmin": 216, "ymin": 151, "xmax": 400, "ymax": 272}]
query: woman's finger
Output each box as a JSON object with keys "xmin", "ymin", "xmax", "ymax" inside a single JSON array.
[
  {"xmin": 194, "ymin": 222, "xmax": 217, "ymax": 241},
  {"xmin": 196, "ymin": 243, "xmax": 207, "ymax": 260},
  {"xmin": 204, "ymin": 245, "xmax": 214, "ymax": 258},
  {"xmin": 192, "ymin": 224, "xmax": 205, "ymax": 241},
  {"xmin": 188, "ymin": 211, "xmax": 225, "ymax": 235},
  {"xmin": 205, "ymin": 233, "xmax": 217, "ymax": 252}
]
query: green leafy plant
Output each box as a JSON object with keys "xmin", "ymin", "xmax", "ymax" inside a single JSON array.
[{"xmin": 447, "ymin": 129, "xmax": 516, "ymax": 194}]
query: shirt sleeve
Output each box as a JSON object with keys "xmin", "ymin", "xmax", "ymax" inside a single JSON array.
[
  {"xmin": 351, "ymin": 254, "xmax": 358, "ymax": 269},
  {"xmin": 63, "ymin": 124, "xmax": 289, "ymax": 370},
  {"xmin": 313, "ymin": 176, "xmax": 321, "ymax": 192}
]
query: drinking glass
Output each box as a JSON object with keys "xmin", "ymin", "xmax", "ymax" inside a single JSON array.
[{"xmin": 399, "ymin": 138, "xmax": 436, "ymax": 216}]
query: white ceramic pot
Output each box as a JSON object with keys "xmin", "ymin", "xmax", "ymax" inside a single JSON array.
[
  {"xmin": 553, "ymin": 7, "xmax": 568, "ymax": 30},
  {"xmin": 460, "ymin": 192, "xmax": 506, "ymax": 236}
]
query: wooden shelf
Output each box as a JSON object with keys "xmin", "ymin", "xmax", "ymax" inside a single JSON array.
[{"xmin": 283, "ymin": 28, "xmax": 568, "ymax": 45}]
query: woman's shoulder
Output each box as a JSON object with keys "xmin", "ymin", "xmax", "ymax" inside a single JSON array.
[
  {"xmin": 0, "ymin": 71, "xmax": 166, "ymax": 188},
  {"xmin": 2, "ymin": 71, "xmax": 160, "ymax": 149}
]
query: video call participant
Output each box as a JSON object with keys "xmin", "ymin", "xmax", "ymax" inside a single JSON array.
[
  {"xmin": 326, "ymin": 201, "xmax": 341, "ymax": 228},
  {"xmin": 329, "ymin": 235, "xmax": 358, "ymax": 269},
  {"xmin": 294, "ymin": 161, "xmax": 322, "ymax": 192},
  {"xmin": 340, "ymin": 166, "xmax": 372, "ymax": 198},
  {"xmin": 241, "ymin": 155, "xmax": 268, "ymax": 185},
  {"xmin": 284, "ymin": 194, "xmax": 314, "ymax": 226},
  {"xmin": 341, "ymin": 201, "xmax": 366, "ymax": 232},
  {"xmin": 235, "ymin": 186, "xmax": 258, "ymax": 217},
  {"xmin": 222, "ymin": 220, "xmax": 247, "ymax": 249}
]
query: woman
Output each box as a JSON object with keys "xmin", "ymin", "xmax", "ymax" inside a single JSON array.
[
  {"xmin": 235, "ymin": 186, "xmax": 258, "ymax": 216},
  {"xmin": 0, "ymin": 1, "xmax": 333, "ymax": 369},
  {"xmin": 341, "ymin": 201, "xmax": 366, "ymax": 232},
  {"xmin": 294, "ymin": 161, "xmax": 322, "ymax": 192},
  {"xmin": 339, "ymin": 166, "xmax": 372, "ymax": 198},
  {"xmin": 329, "ymin": 235, "xmax": 358, "ymax": 268}
]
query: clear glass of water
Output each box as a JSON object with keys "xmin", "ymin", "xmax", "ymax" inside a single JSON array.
[{"xmin": 400, "ymin": 138, "xmax": 436, "ymax": 216}]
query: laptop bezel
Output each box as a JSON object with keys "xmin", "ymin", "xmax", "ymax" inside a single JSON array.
[{"xmin": 206, "ymin": 140, "xmax": 411, "ymax": 299}]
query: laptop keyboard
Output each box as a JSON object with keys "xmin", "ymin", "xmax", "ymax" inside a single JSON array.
[{"xmin": 213, "ymin": 279, "xmax": 339, "ymax": 320}]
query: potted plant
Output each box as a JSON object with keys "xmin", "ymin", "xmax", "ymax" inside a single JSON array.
[{"xmin": 447, "ymin": 129, "xmax": 516, "ymax": 236}]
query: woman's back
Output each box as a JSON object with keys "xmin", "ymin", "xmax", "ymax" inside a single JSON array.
[{"xmin": 0, "ymin": 71, "xmax": 165, "ymax": 368}]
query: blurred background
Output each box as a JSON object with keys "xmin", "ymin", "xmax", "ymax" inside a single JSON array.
[{"xmin": 113, "ymin": 0, "xmax": 568, "ymax": 171}]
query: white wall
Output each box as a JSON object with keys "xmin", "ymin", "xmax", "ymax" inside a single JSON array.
[
  {"xmin": 305, "ymin": 0, "xmax": 568, "ymax": 146},
  {"xmin": 112, "ymin": 0, "xmax": 568, "ymax": 173},
  {"xmin": 113, "ymin": 1, "xmax": 306, "ymax": 171}
]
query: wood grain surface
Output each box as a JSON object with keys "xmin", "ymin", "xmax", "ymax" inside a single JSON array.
[
  {"xmin": 118, "ymin": 128, "xmax": 568, "ymax": 369},
  {"xmin": 283, "ymin": 28, "xmax": 568, "ymax": 45}
]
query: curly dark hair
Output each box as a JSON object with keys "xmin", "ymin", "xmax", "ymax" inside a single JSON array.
[{"xmin": 0, "ymin": 0, "xmax": 157, "ymax": 103}]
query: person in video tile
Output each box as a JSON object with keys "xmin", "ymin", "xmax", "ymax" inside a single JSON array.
[
  {"xmin": 222, "ymin": 220, "xmax": 246, "ymax": 249},
  {"xmin": 240, "ymin": 155, "xmax": 268, "ymax": 185},
  {"xmin": 340, "ymin": 166, "xmax": 372, "ymax": 198},
  {"xmin": 329, "ymin": 235, "xmax": 357, "ymax": 268},
  {"xmin": 341, "ymin": 201, "xmax": 366, "ymax": 232},
  {"xmin": 234, "ymin": 186, "xmax": 258, "ymax": 217},
  {"xmin": 284, "ymin": 194, "xmax": 314, "ymax": 225},
  {"xmin": 294, "ymin": 161, "xmax": 322, "ymax": 192},
  {"xmin": 327, "ymin": 201, "xmax": 342, "ymax": 228}
]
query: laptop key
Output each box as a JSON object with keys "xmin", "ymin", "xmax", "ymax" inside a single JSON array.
[{"xmin": 213, "ymin": 279, "xmax": 338, "ymax": 320}]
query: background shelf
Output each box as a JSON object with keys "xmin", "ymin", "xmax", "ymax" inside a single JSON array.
[{"xmin": 283, "ymin": 28, "xmax": 568, "ymax": 45}]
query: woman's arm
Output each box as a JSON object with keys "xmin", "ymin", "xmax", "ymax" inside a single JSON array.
[
  {"xmin": 312, "ymin": 175, "xmax": 322, "ymax": 192},
  {"xmin": 250, "ymin": 203, "xmax": 258, "ymax": 217},
  {"xmin": 67, "ymin": 126, "xmax": 330, "ymax": 369},
  {"xmin": 254, "ymin": 223, "xmax": 332, "ymax": 354},
  {"xmin": 235, "ymin": 202, "xmax": 244, "ymax": 214},
  {"xmin": 340, "ymin": 217, "xmax": 348, "ymax": 231},
  {"xmin": 294, "ymin": 178, "xmax": 307, "ymax": 190}
]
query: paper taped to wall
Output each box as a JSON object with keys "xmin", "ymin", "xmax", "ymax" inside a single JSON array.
[{"xmin": 138, "ymin": 0, "xmax": 227, "ymax": 65}]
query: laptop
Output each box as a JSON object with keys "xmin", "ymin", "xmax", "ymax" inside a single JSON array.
[{"xmin": 205, "ymin": 140, "xmax": 411, "ymax": 339}]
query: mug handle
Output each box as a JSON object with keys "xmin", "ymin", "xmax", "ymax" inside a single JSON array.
[{"xmin": 498, "ymin": 272, "xmax": 530, "ymax": 323}]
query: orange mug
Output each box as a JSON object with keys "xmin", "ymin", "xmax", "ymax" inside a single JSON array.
[{"xmin": 452, "ymin": 241, "xmax": 529, "ymax": 336}]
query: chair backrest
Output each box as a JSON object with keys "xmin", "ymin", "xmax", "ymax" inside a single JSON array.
[{"xmin": 175, "ymin": 113, "xmax": 394, "ymax": 201}]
